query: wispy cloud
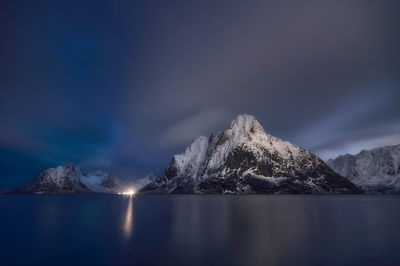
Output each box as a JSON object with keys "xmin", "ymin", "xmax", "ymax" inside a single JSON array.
[{"xmin": 161, "ymin": 109, "xmax": 230, "ymax": 147}]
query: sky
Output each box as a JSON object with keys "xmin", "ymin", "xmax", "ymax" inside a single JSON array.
[{"xmin": 1, "ymin": 0, "xmax": 399, "ymax": 189}]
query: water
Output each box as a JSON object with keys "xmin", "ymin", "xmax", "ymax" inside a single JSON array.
[{"xmin": 1, "ymin": 195, "xmax": 400, "ymax": 266}]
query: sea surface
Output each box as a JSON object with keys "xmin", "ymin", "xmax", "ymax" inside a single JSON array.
[{"xmin": 1, "ymin": 194, "xmax": 400, "ymax": 266}]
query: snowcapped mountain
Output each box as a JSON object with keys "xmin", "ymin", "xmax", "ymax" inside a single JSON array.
[
  {"xmin": 327, "ymin": 144, "xmax": 400, "ymax": 194},
  {"xmin": 13, "ymin": 164, "xmax": 122, "ymax": 194},
  {"xmin": 80, "ymin": 170, "xmax": 122, "ymax": 193},
  {"xmin": 141, "ymin": 114, "xmax": 361, "ymax": 194},
  {"xmin": 13, "ymin": 164, "xmax": 89, "ymax": 193}
]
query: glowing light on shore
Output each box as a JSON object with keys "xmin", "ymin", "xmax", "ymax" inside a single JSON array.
[{"xmin": 118, "ymin": 189, "xmax": 136, "ymax": 196}]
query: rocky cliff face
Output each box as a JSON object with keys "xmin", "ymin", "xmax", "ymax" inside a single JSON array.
[
  {"xmin": 13, "ymin": 164, "xmax": 122, "ymax": 194},
  {"xmin": 141, "ymin": 114, "xmax": 361, "ymax": 194},
  {"xmin": 327, "ymin": 144, "xmax": 400, "ymax": 194}
]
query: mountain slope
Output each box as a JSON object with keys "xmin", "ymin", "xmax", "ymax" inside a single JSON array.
[
  {"xmin": 13, "ymin": 164, "xmax": 90, "ymax": 193},
  {"xmin": 80, "ymin": 170, "xmax": 122, "ymax": 193},
  {"xmin": 13, "ymin": 164, "xmax": 122, "ymax": 194},
  {"xmin": 141, "ymin": 114, "xmax": 361, "ymax": 194},
  {"xmin": 327, "ymin": 144, "xmax": 400, "ymax": 194},
  {"xmin": 132, "ymin": 173, "xmax": 157, "ymax": 191}
]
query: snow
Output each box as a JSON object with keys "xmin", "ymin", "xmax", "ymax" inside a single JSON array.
[
  {"xmin": 55, "ymin": 165, "xmax": 65, "ymax": 177},
  {"xmin": 173, "ymin": 136, "xmax": 209, "ymax": 177},
  {"xmin": 39, "ymin": 164, "xmax": 82, "ymax": 189},
  {"xmin": 35, "ymin": 164, "xmax": 121, "ymax": 193},
  {"xmin": 165, "ymin": 114, "xmax": 306, "ymax": 181},
  {"xmin": 165, "ymin": 114, "xmax": 307, "ymax": 180},
  {"xmin": 80, "ymin": 170, "xmax": 113, "ymax": 193},
  {"xmin": 243, "ymin": 168, "xmax": 288, "ymax": 185},
  {"xmin": 144, "ymin": 114, "xmax": 359, "ymax": 194},
  {"xmin": 169, "ymin": 114, "xmax": 268, "ymax": 176},
  {"xmin": 328, "ymin": 144, "xmax": 400, "ymax": 193},
  {"xmin": 204, "ymin": 114, "xmax": 302, "ymax": 170}
]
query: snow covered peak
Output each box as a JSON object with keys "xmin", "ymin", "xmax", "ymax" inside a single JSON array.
[
  {"xmin": 18, "ymin": 164, "xmax": 90, "ymax": 193},
  {"xmin": 172, "ymin": 136, "xmax": 209, "ymax": 177},
  {"xmin": 141, "ymin": 114, "xmax": 361, "ymax": 194},
  {"xmin": 203, "ymin": 114, "xmax": 301, "ymax": 170},
  {"xmin": 43, "ymin": 164, "xmax": 82, "ymax": 184},
  {"xmin": 167, "ymin": 115, "xmax": 266, "ymax": 176},
  {"xmin": 164, "ymin": 114, "xmax": 305, "ymax": 178},
  {"xmin": 229, "ymin": 114, "xmax": 264, "ymax": 135},
  {"xmin": 162, "ymin": 114, "xmax": 306, "ymax": 181}
]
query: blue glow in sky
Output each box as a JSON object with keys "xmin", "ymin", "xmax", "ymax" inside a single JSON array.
[{"xmin": 1, "ymin": 0, "xmax": 399, "ymax": 189}]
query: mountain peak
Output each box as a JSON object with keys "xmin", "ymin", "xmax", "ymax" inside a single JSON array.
[
  {"xmin": 229, "ymin": 114, "xmax": 264, "ymax": 134},
  {"xmin": 141, "ymin": 114, "xmax": 361, "ymax": 194}
]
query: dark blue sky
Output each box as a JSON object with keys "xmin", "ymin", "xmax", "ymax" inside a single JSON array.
[{"xmin": 1, "ymin": 0, "xmax": 399, "ymax": 189}]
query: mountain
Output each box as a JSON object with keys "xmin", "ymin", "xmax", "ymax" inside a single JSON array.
[
  {"xmin": 327, "ymin": 144, "xmax": 400, "ymax": 194},
  {"xmin": 13, "ymin": 164, "xmax": 122, "ymax": 194},
  {"xmin": 80, "ymin": 170, "xmax": 123, "ymax": 193},
  {"xmin": 140, "ymin": 114, "xmax": 361, "ymax": 194},
  {"xmin": 132, "ymin": 173, "xmax": 157, "ymax": 191}
]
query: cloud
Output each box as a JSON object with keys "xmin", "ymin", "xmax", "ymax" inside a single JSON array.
[
  {"xmin": 1, "ymin": 0, "xmax": 400, "ymax": 185},
  {"xmin": 161, "ymin": 109, "xmax": 231, "ymax": 147},
  {"xmin": 316, "ymin": 131, "xmax": 400, "ymax": 161}
]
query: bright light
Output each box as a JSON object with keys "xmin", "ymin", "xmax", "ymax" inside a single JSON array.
[{"xmin": 118, "ymin": 189, "xmax": 136, "ymax": 196}]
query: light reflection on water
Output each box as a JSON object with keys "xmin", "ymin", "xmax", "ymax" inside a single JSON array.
[{"xmin": 123, "ymin": 196, "xmax": 134, "ymax": 239}]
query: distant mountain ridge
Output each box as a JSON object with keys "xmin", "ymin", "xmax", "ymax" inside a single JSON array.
[
  {"xmin": 327, "ymin": 144, "xmax": 400, "ymax": 194},
  {"xmin": 140, "ymin": 114, "xmax": 361, "ymax": 194},
  {"xmin": 12, "ymin": 164, "xmax": 122, "ymax": 194}
]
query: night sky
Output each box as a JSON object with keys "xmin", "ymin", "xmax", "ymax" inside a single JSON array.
[{"xmin": 1, "ymin": 0, "xmax": 399, "ymax": 189}]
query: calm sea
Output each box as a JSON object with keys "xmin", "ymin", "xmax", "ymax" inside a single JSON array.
[{"xmin": 1, "ymin": 194, "xmax": 399, "ymax": 266}]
